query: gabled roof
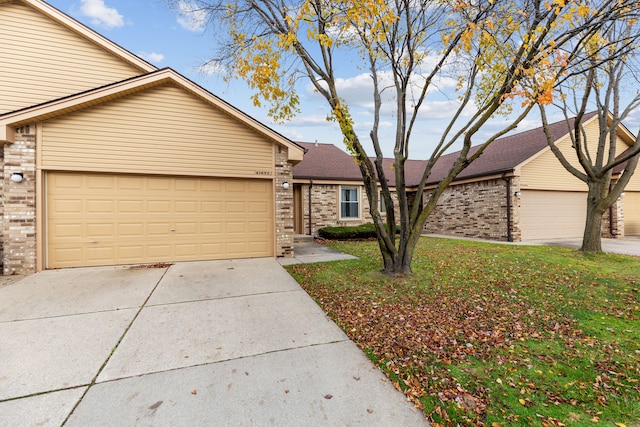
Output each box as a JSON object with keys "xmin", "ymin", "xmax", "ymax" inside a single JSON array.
[
  {"xmin": 425, "ymin": 112, "xmax": 598, "ymax": 183},
  {"xmin": 293, "ymin": 112, "xmax": 621, "ymax": 186},
  {"xmin": 15, "ymin": 0, "xmax": 155, "ymax": 73},
  {"xmin": 292, "ymin": 142, "xmax": 426, "ymax": 186},
  {"xmin": 293, "ymin": 142, "xmax": 362, "ymax": 181},
  {"xmin": 0, "ymin": 68, "xmax": 304, "ymax": 161}
]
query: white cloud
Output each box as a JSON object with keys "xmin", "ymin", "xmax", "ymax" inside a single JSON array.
[
  {"xmin": 287, "ymin": 115, "xmax": 332, "ymax": 127},
  {"xmin": 80, "ymin": 0, "xmax": 124, "ymax": 29},
  {"xmin": 279, "ymin": 128, "xmax": 305, "ymax": 141},
  {"xmin": 176, "ymin": 1, "xmax": 207, "ymax": 32},
  {"xmin": 198, "ymin": 61, "xmax": 226, "ymax": 76},
  {"xmin": 139, "ymin": 52, "xmax": 164, "ymax": 63}
]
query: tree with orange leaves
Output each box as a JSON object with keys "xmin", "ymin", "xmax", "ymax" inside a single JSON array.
[{"xmin": 172, "ymin": 0, "xmax": 640, "ymax": 275}]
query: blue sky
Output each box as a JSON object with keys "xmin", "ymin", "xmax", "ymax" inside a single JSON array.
[
  {"xmin": 45, "ymin": 0, "xmax": 639, "ymax": 159},
  {"xmin": 47, "ymin": 0, "xmax": 353, "ymax": 149}
]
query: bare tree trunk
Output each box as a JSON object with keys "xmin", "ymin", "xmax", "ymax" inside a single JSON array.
[{"xmin": 580, "ymin": 183, "xmax": 606, "ymax": 253}]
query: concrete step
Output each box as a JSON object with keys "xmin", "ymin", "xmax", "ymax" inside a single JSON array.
[{"xmin": 294, "ymin": 234, "xmax": 314, "ymax": 243}]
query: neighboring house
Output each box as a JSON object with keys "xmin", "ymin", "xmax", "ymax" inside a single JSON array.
[
  {"xmin": 293, "ymin": 114, "xmax": 640, "ymax": 241},
  {"xmin": 0, "ymin": 0, "xmax": 304, "ymax": 274},
  {"xmin": 291, "ymin": 142, "xmax": 424, "ymax": 235}
]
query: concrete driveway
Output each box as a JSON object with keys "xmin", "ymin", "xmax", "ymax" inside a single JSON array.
[
  {"xmin": 531, "ymin": 236, "xmax": 640, "ymax": 257},
  {"xmin": 0, "ymin": 258, "xmax": 426, "ymax": 426}
]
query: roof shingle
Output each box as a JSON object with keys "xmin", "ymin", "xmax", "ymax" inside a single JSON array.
[{"xmin": 292, "ymin": 113, "xmax": 600, "ymax": 186}]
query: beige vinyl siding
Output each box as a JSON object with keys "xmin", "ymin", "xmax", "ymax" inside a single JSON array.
[
  {"xmin": 47, "ymin": 172, "xmax": 274, "ymax": 268},
  {"xmin": 41, "ymin": 84, "xmax": 274, "ymax": 177},
  {"xmin": 520, "ymin": 190, "xmax": 587, "ymax": 240},
  {"xmin": 624, "ymin": 168, "xmax": 640, "ymax": 191},
  {"xmin": 520, "ymin": 118, "xmax": 631, "ymax": 191},
  {"xmin": 625, "ymin": 192, "xmax": 640, "ymax": 236},
  {"xmin": 0, "ymin": 2, "xmax": 142, "ymax": 114}
]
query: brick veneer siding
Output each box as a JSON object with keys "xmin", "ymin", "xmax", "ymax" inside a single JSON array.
[
  {"xmin": 601, "ymin": 195, "xmax": 624, "ymax": 239},
  {"xmin": 296, "ymin": 183, "xmax": 366, "ymax": 236},
  {"xmin": 297, "ymin": 183, "xmax": 407, "ymax": 236},
  {"xmin": 3, "ymin": 125, "xmax": 37, "ymax": 275},
  {"xmin": 0, "ymin": 144, "xmax": 3, "ymax": 270},
  {"xmin": 275, "ymin": 147, "xmax": 295, "ymax": 257},
  {"xmin": 422, "ymin": 177, "xmax": 520, "ymax": 241}
]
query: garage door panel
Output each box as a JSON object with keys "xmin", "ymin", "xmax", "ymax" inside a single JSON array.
[
  {"xmin": 625, "ymin": 192, "xmax": 640, "ymax": 235},
  {"xmin": 51, "ymin": 223, "xmax": 82, "ymax": 238},
  {"xmin": 52, "ymin": 248, "xmax": 82, "ymax": 264},
  {"xmin": 87, "ymin": 247, "xmax": 115, "ymax": 263},
  {"xmin": 53, "ymin": 199, "xmax": 82, "ymax": 213},
  {"xmin": 117, "ymin": 180, "xmax": 144, "ymax": 191},
  {"xmin": 147, "ymin": 223, "xmax": 171, "ymax": 235},
  {"xmin": 47, "ymin": 173, "xmax": 273, "ymax": 268},
  {"xmin": 202, "ymin": 243, "xmax": 224, "ymax": 256},
  {"xmin": 520, "ymin": 190, "xmax": 587, "ymax": 240},
  {"xmin": 175, "ymin": 222, "xmax": 198, "ymax": 235},
  {"xmin": 86, "ymin": 223, "xmax": 114, "ymax": 236},
  {"xmin": 147, "ymin": 200, "xmax": 171, "ymax": 213},
  {"xmin": 175, "ymin": 244, "xmax": 198, "ymax": 257},
  {"xmin": 118, "ymin": 223, "xmax": 144, "ymax": 237},
  {"xmin": 225, "ymin": 181, "xmax": 246, "ymax": 192},
  {"xmin": 202, "ymin": 181, "xmax": 223, "ymax": 192},
  {"xmin": 119, "ymin": 245, "xmax": 145, "ymax": 259}
]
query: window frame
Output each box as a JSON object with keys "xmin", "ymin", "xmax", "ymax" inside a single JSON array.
[{"xmin": 339, "ymin": 185, "xmax": 361, "ymax": 220}]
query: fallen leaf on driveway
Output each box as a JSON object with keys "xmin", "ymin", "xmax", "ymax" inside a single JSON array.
[{"xmin": 324, "ymin": 394, "xmax": 333, "ymax": 399}]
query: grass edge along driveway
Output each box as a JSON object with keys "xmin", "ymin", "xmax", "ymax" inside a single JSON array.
[{"xmin": 286, "ymin": 237, "xmax": 640, "ymax": 426}]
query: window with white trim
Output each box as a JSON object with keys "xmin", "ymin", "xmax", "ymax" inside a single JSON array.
[{"xmin": 340, "ymin": 186, "xmax": 360, "ymax": 219}]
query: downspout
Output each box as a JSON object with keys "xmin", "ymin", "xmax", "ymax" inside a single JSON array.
[
  {"xmin": 308, "ymin": 180, "xmax": 313, "ymax": 236},
  {"xmin": 502, "ymin": 173, "xmax": 513, "ymax": 242}
]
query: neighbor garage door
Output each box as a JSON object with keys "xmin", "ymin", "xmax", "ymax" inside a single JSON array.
[
  {"xmin": 520, "ymin": 190, "xmax": 587, "ymax": 240},
  {"xmin": 47, "ymin": 172, "xmax": 273, "ymax": 268},
  {"xmin": 625, "ymin": 191, "xmax": 640, "ymax": 236}
]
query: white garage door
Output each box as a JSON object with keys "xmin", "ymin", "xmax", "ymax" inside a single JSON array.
[
  {"xmin": 47, "ymin": 172, "xmax": 274, "ymax": 268},
  {"xmin": 520, "ymin": 190, "xmax": 587, "ymax": 240},
  {"xmin": 625, "ymin": 191, "xmax": 640, "ymax": 236}
]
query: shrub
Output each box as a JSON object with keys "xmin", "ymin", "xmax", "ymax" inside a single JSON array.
[{"xmin": 318, "ymin": 223, "xmax": 399, "ymax": 240}]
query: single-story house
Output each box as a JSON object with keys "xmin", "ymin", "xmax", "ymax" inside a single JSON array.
[
  {"xmin": 292, "ymin": 114, "xmax": 640, "ymax": 241},
  {"xmin": 0, "ymin": 0, "xmax": 304, "ymax": 275}
]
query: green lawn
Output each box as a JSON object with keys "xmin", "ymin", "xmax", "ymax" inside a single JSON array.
[{"xmin": 285, "ymin": 238, "xmax": 640, "ymax": 426}]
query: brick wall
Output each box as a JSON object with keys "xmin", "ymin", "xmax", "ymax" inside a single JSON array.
[
  {"xmin": 297, "ymin": 183, "xmax": 408, "ymax": 236},
  {"xmin": 0, "ymin": 144, "xmax": 3, "ymax": 270},
  {"xmin": 601, "ymin": 195, "xmax": 624, "ymax": 238},
  {"xmin": 296, "ymin": 183, "xmax": 364, "ymax": 236},
  {"xmin": 423, "ymin": 177, "xmax": 516, "ymax": 241},
  {"xmin": 274, "ymin": 147, "xmax": 294, "ymax": 257},
  {"xmin": 3, "ymin": 124, "xmax": 37, "ymax": 275}
]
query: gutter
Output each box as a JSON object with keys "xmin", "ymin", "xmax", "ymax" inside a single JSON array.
[{"xmin": 308, "ymin": 180, "xmax": 313, "ymax": 236}]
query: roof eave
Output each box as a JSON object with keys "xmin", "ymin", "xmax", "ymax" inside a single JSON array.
[{"xmin": 0, "ymin": 67, "xmax": 304, "ymax": 161}]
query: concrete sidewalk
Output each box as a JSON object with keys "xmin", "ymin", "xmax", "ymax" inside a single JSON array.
[
  {"xmin": 278, "ymin": 241, "xmax": 358, "ymax": 265},
  {"xmin": 0, "ymin": 258, "xmax": 426, "ymax": 426}
]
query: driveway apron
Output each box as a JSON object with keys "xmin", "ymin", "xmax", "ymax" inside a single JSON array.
[{"xmin": 0, "ymin": 258, "xmax": 426, "ymax": 426}]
